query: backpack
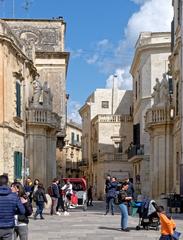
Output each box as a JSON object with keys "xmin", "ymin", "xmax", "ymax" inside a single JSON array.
[{"xmin": 47, "ymin": 185, "xmax": 53, "ymax": 196}]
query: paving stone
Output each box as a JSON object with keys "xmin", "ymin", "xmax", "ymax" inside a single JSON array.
[{"xmin": 28, "ymin": 201, "xmax": 183, "ymax": 240}]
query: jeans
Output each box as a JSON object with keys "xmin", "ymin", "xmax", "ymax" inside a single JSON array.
[
  {"xmin": 106, "ymin": 196, "xmax": 115, "ymax": 214},
  {"xmin": 14, "ymin": 225, "xmax": 28, "ymax": 240},
  {"xmin": 56, "ymin": 197, "xmax": 65, "ymax": 212},
  {"xmin": 0, "ymin": 228, "xmax": 13, "ymax": 240},
  {"xmin": 159, "ymin": 236, "xmax": 172, "ymax": 240},
  {"xmin": 35, "ymin": 201, "xmax": 44, "ymax": 217},
  {"xmin": 119, "ymin": 203, "xmax": 128, "ymax": 229},
  {"xmin": 50, "ymin": 197, "xmax": 58, "ymax": 215}
]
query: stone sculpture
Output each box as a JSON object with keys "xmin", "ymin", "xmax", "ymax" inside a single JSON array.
[
  {"xmin": 42, "ymin": 81, "xmax": 53, "ymax": 109},
  {"xmin": 152, "ymin": 78, "xmax": 160, "ymax": 106},
  {"xmin": 32, "ymin": 75, "xmax": 42, "ymax": 107},
  {"xmin": 160, "ymin": 73, "xmax": 169, "ymax": 105}
]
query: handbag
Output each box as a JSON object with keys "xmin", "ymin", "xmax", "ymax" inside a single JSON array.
[{"xmin": 172, "ymin": 230, "xmax": 181, "ymax": 240}]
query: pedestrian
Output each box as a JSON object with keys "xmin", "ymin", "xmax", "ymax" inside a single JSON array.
[
  {"xmin": 33, "ymin": 183, "xmax": 47, "ymax": 220},
  {"xmin": 87, "ymin": 186, "xmax": 93, "ymax": 206},
  {"xmin": 62, "ymin": 180, "xmax": 73, "ymax": 209},
  {"xmin": 30, "ymin": 179, "xmax": 39, "ymax": 202},
  {"xmin": 124, "ymin": 178, "xmax": 135, "ymax": 215},
  {"xmin": 118, "ymin": 182, "xmax": 132, "ymax": 232},
  {"xmin": 11, "ymin": 182, "xmax": 32, "ymax": 240},
  {"xmin": 50, "ymin": 178, "xmax": 60, "ymax": 215},
  {"xmin": 56, "ymin": 180, "xmax": 69, "ymax": 216},
  {"xmin": 105, "ymin": 177, "xmax": 118, "ymax": 215},
  {"xmin": 157, "ymin": 206, "xmax": 177, "ymax": 240},
  {"xmin": 24, "ymin": 177, "xmax": 33, "ymax": 203},
  {"xmin": 105, "ymin": 175, "xmax": 111, "ymax": 194},
  {"xmin": 0, "ymin": 175, "xmax": 25, "ymax": 240}
]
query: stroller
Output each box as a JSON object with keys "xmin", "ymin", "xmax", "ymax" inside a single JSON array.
[{"xmin": 132, "ymin": 199, "xmax": 160, "ymax": 231}]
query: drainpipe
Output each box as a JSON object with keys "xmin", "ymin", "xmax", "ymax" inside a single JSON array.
[{"xmin": 180, "ymin": 0, "xmax": 183, "ymax": 195}]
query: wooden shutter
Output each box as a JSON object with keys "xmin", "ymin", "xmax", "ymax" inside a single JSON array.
[
  {"xmin": 14, "ymin": 152, "xmax": 22, "ymax": 179},
  {"xmin": 16, "ymin": 82, "xmax": 21, "ymax": 117}
]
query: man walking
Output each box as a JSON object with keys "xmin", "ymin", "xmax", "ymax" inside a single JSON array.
[
  {"xmin": 0, "ymin": 175, "xmax": 25, "ymax": 240},
  {"xmin": 105, "ymin": 177, "xmax": 118, "ymax": 215},
  {"xmin": 50, "ymin": 178, "xmax": 60, "ymax": 215}
]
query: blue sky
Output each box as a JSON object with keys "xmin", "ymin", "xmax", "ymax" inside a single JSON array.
[{"xmin": 0, "ymin": 0, "xmax": 173, "ymax": 122}]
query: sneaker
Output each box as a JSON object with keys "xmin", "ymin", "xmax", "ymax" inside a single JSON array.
[
  {"xmin": 69, "ymin": 205, "xmax": 75, "ymax": 209},
  {"xmin": 64, "ymin": 211, "xmax": 70, "ymax": 216},
  {"xmin": 121, "ymin": 228, "xmax": 130, "ymax": 232},
  {"xmin": 56, "ymin": 212, "xmax": 61, "ymax": 216}
]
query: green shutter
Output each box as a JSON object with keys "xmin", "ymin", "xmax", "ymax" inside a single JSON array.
[
  {"xmin": 14, "ymin": 152, "xmax": 22, "ymax": 179},
  {"xmin": 16, "ymin": 82, "xmax": 21, "ymax": 117}
]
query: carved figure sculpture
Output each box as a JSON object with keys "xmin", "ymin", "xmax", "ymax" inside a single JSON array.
[
  {"xmin": 152, "ymin": 78, "xmax": 160, "ymax": 106},
  {"xmin": 160, "ymin": 73, "xmax": 169, "ymax": 105},
  {"xmin": 42, "ymin": 81, "xmax": 53, "ymax": 109},
  {"xmin": 32, "ymin": 75, "xmax": 42, "ymax": 107}
]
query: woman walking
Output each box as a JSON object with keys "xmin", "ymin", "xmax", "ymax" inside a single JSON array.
[
  {"xmin": 33, "ymin": 183, "xmax": 47, "ymax": 220},
  {"xmin": 11, "ymin": 182, "xmax": 32, "ymax": 240},
  {"xmin": 118, "ymin": 182, "xmax": 132, "ymax": 232}
]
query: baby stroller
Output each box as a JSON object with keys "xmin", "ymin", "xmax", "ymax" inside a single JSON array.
[{"xmin": 134, "ymin": 200, "xmax": 159, "ymax": 230}]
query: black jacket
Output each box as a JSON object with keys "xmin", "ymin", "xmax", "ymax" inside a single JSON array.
[
  {"xmin": 34, "ymin": 188, "xmax": 47, "ymax": 203},
  {"xmin": 17, "ymin": 198, "xmax": 32, "ymax": 224}
]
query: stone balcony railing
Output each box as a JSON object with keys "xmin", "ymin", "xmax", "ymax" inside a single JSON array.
[
  {"xmin": 145, "ymin": 105, "xmax": 174, "ymax": 129},
  {"xmin": 97, "ymin": 114, "xmax": 132, "ymax": 123},
  {"xmin": 100, "ymin": 152, "xmax": 128, "ymax": 162},
  {"xmin": 26, "ymin": 108, "xmax": 61, "ymax": 129}
]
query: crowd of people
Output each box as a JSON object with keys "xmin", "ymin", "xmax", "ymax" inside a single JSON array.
[
  {"xmin": 0, "ymin": 173, "xmax": 180, "ymax": 240},
  {"xmin": 104, "ymin": 175, "xmax": 180, "ymax": 239}
]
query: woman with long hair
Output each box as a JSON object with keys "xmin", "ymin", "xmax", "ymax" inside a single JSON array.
[{"xmin": 11, "ymin": 182, "xmax": 32, "ymax": 240}]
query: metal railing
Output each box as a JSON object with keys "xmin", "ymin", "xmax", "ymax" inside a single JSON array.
[{"xmin": 127, "ymin": 144, "xmax": 144, "ymax": 159}]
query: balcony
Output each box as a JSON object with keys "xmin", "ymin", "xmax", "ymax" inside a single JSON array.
[
  {"xmin": 145, "ymin": 106, "xmax": 174, "ymax": 129},
  {"xmin": 100, "ymin": 153, "xmax": 128, "ymax": 162},
  {"xmin": 97, "ymin": 114, "xmax": 132, "ymax": 123},
  {"xmin": 26, "ymin": 108, "xmax": 60, "ymax": 129},
  {"xmin": 92, "ymin": 153, "xmax": 98, "ymax": 162},
  {"xmin": 71, "ymin": 140, "xmax": 82, "ymax": 147},
  {"xmin": 78, "ymin": 160, "xmax": 88, "ymax": 167},
  {"xmin": 127, "ymin": 144, "xmax": 144, "ymax": 160}
]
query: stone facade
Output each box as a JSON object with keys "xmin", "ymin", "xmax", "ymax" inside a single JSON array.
[
  {"xmin": 130, "ymin": 32, "xmax": 171, "ymax": 197},
  {"xmin": 79, "ymin": 88, "xmax": 133, "ymax": 199},
  {"xmin": 56, "ymin": 120, "xmax": 82, "ymax": 178},
  {"xmin": 0, "ymin": 18, "xmax": 69, "ymax": 185}
]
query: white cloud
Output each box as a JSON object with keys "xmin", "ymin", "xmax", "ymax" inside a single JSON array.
[
  {"xmin": 82, "ymin": 0, "xmax": 173, "ymax": 90},
  {"xmin": 106, "ymin": 67, "xmax": 132, "ymax": 89},
  {"xmin": 125, "ymin": 0, "xmax": 173, "ymax": 45},
  {"xmin": 67, "ymin": 100, "xmax": 81, "ymax": 124}
]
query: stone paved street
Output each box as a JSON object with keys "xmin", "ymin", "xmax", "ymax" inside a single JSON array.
[{"xmin": 29, "ymin": 202, "xmax": 183, "ymax": 240}]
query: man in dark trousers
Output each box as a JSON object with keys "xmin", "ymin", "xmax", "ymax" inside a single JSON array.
[
  {"xmin": 0, "ymin": 175, "xmax": 25, "ymax": 240},
  {"xmin": 87, "ymin": 186, "xmax": 93, "ymax": 206}
]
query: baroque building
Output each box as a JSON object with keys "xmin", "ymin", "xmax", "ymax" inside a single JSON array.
[
  {"xmin": 56, "ymin": 120, "xmax": 82, "ymax": 178},
  {"xmin": 129, "ymin": 32, "xmax": 171, "ymax": 197},
  {"xmin": 79, "ymin": 88, "xmax": 133, "ymax": 199},
  {"xmin": 0, "ymin": 18, "xmax": 69, "ymax": 186}
]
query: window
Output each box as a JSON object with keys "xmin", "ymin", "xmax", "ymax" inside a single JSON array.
[
  {"xmin": 14, "ymin": 151, "xmax": 22, "ymax": 179},
  {"xmin": 176, "ymin": 82, "xmax": 179, "ymax": 115},
  {"xmin": 76, "ymin": 134, "xmax": 79, "ymax": 142},
  {"xmin": 135, "ymin": 81, "xmax": 138, "ymax": 99},
  {"xmin": 16, "ymin": 81, "xmax": 21, "ymax": 118},
  {"xmin": 101, "ymin": 101, "xmax": 109, "ymax": 108},
  {"xmin": 71, "ymin": 132, "xmax": 75, "ymax": 145},
  {"xmin": 178, "ymin": 0, "xmax": 182, "ymax": 25},
  {"xmin": 133, "ymin": 123, "xmax": 140, "ymax": 145},
  {"xmin": 114, "ymin": 142, "xmax": 123, "ymax": 153}
]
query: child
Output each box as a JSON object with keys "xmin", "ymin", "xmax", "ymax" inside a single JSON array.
[{"xmin": 157, "ymin": 206, "xmax": 176, "ymax": 240}]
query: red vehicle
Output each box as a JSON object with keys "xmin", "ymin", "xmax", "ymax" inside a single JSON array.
[{"xmin": 62, "ymin": 178, "xmax": 87, "ymax": 211}]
